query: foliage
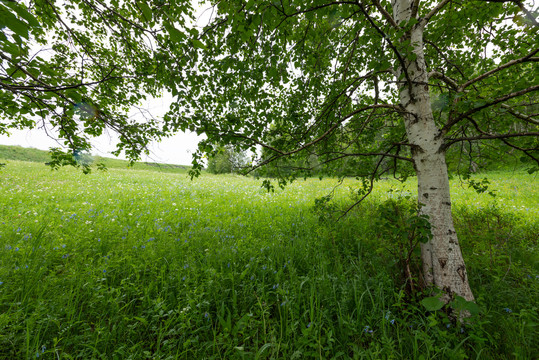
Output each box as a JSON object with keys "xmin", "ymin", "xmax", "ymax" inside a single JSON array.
[
  {"xmin": 169, "ymin": 1, "xmax": 539, "ymax": 182},
  {"xmin": 0, "ymin": 0, "xmax": 198, "ymax": 167},
  {"xmin": 0, "ymin": 162, "xmax": 537, "ymax": 358},
  {"xmin": 206, "ymin": 146, "xmax": 248, "ymax": 174}
]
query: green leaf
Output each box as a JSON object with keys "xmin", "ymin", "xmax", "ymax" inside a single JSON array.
[
  {"xmin": 0, "ymin": 5, "xmax": 29, "ymax": 39},
  {"xmin": 450, "ymin": 296, "xmax": 480, "ymax": 316},
  {"xmin": 192, "ymin": 39, "xmax": 206, "ymax": 50},
  {"xmin": 165, "ymin": 23, "xmax": 185, "ymax": 43},
  {"xmin": 5, "ymin": 2, "xmax": 40, "ymax": 28},
  {"xmin": 138, "ymin": 2, "xmax": 152, "ymax": 22},
  {"xmin": 420, "ymin": 296, "xmax": 445, "ymax": 311}
]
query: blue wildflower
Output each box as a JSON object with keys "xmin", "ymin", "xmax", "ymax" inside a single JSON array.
[
  {"xmin": 503, "ymin": 308, "xmax": 512, "ymax": 313},
  {"xmin": 364, "ymin": 326, "xmax": 373, "ymax": 334}
]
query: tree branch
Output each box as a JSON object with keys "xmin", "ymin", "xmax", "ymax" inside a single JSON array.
[
  {"xmin": 446, "ymin": 132, "xmax": 539, "ymax": 145},
  {"xmin": 458, "ymin": 48, "xmax": 539, "ymax": 91},
  {"xmin": 371, "ymin": 0, "xmax": 399, "ymax": 28},
  {"xmin": 428, "ymin": 71, "xmax": 458, "ymax": 90},
  {"xmin": 501, "ymin": 103, "xmax": 539, "ymax": 126},
  {"xmin": 233, "ymin": 103, "xmax": 402, "ymax": 158},
  {"xmin": 422, "ymin": 0, "xmax": 452, "ymax": 25},
  {"xmin": 480, "ymin": 0, "xmax": 539, "ymax": 28},
  {"xmin": 442, "ymin": 84, "xmax": 539, "ymax": 134}
]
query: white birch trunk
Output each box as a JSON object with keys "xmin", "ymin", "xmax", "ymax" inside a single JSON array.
[{"xmin": 392, "ymin": 0, "xmax": 474, "ymax": 303}]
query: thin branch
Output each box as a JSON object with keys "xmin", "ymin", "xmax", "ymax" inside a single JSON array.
[
  {"xmin": 371, "ymin": 0, "xmax": 399, "ymax": 28},
  {"xmin": 458, "ymin": 49, "xmax": 539, "ymax": 91},
  {"xmin": 337, "ymin": 148, "xmax": 392, "ymax": 220},
  {"xmin": 442, "ymin": 84, "xmax": 539, "ymax": 133},
  {"xmin": 422, "ymin": 0, "xmax": 452, "ymax": 25},
  {"xmin": 355, "ymin": 2, "xmax": 414, "ymax": 96},
  {"xmin": 501, "ymin": 103, "xmax": 539, "ymax": 126},
  {"xmin": 445, "ymin": 132, "xmax": 539, "ymax": 147},
  {"xmin": 428, "ymin": 71, "xmax": 458, "ymax": 90},
  {"xmin": 411, "ymin": 0, "xmax": 421, "ymax": 18},
  {"xmin": 480, "ymin": 0, "xmax": 539, "ymax": 27},
  {"xmin": 234, "ymin": 103, "xmax": 402, "ymax": 157},
  {"xmin": 317, "ymin": 150, "xmax": 413, "ymax": 163}
]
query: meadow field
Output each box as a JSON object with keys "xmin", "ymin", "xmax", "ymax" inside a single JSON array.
[{"xmin": 0, "ymin": 160, "xmax": 537, "ymax": 359}]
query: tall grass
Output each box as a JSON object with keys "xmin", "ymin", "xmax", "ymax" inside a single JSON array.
[{"xmin": 0, "ymin": 161, "xmax": 537, "ymax": 359}]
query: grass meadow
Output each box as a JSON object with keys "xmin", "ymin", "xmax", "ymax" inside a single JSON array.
[{"xmin": 0, "ymin": 160, "xmax": 537, "ymax": 359}]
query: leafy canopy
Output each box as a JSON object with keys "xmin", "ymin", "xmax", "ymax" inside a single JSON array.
[
  {"xmin": 0, "ymin": 0, "xmax": 199, "ymax": 170},
  {"xmin": 163, "ymin": 0, "xmax": 538, "ymax": 184}
]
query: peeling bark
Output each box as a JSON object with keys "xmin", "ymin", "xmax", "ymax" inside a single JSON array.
[{"xmin": 392, "ymin": 0, "xmax": 475, "ymax": 303}]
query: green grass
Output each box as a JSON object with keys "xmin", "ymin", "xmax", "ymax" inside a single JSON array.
[
  {"xmin": 0, "ymin": 161, "xmax": 537, "ymax": 359},
  {"xmin": 0, "ymin": 144, "xmax": 189, "ymax": 174}
]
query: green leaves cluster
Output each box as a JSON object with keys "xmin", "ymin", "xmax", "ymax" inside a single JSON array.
[{"xmin": 1, "ymin": 0, "xmax": 198, "ymax": 169}]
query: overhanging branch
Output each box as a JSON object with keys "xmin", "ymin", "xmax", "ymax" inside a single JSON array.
[{"xmin": 458, "ymin": 49, "xmax": 539, "ymax": 92}]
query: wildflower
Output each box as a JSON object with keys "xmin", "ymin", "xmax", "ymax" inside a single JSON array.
[
  {"xmin": 307, "ymin": 322, "xmax": 311, "ymax": 328},
  {"xmin": 364, "ymin": 326, "xmax": 373, "ymax": 334},
  {"xmin": 0, "ymin": 281, "xmax": 3, "ymax": 285},
  {"xmin": 204, "ymin": 312, "xmax": 209, "ymax": 318},
  {"xmin": 103, "ymin": 269, "xmax": 106, "ymax": 273},
  {"xmin": 503, "ymin": 308, "xmax": 512, "ymax": 313}
]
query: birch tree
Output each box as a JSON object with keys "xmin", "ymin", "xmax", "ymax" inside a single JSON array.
[{"xmin": 168, "ymin": 0, "xmax": 538, "ymax": 305}]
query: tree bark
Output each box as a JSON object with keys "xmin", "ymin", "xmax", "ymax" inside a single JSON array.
[{"xmin": 392, "ymin": 0, "xmax": 475, "ymax": 303}]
